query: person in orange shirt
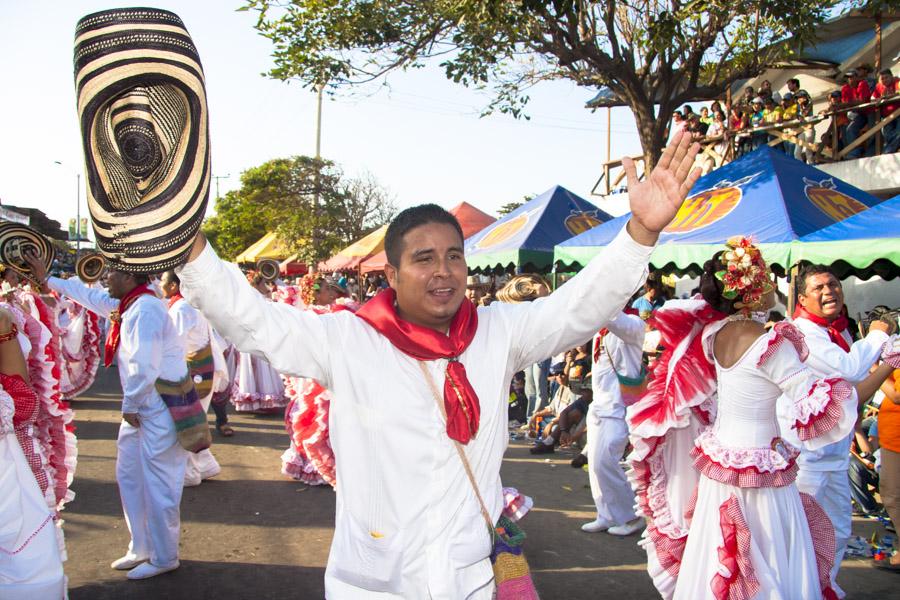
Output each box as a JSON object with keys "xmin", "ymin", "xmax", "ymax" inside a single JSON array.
[
  {"xmin": 872, "ymin": 69, "xmax": 900, "ymax": 154},
  {"xmin": 876, "ymin": 367, "xmax": 900, "ymax": 570}
]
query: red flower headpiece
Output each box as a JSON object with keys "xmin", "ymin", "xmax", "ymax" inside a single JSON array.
[{"xmin": 715, "ymin": 236, "xmax": 773, "ymax": 311}]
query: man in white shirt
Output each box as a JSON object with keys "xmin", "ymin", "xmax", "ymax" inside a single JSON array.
[
  {"xmin": 582, "ymin": 309, "xmax": 646, "ymax": 536},
  {"xmin": 161, "ymin": 270, "xmax": 223, "ymax": 487},
  {"xmin": 777, "ymin": 264, "xmax": 895, "ymax": 596},
  {"xmin": 27, "ymin": 257, "xmax": 189, "ymax": 581},
  {"xmin": 173, "ymin": 134, "xmax": 700, "ymax": 598}
]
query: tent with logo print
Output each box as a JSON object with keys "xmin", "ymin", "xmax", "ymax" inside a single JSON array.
[
  {"xmin": 789, "ymin": 193, "xmax": 900, "ymax": 280},
  {"xmin": 465, "ymin": 185, "xmax": 614, "ymax": 272},
  {"xmin": 554, "ymin": 147, "xmax": 884, "ymax": 275}
]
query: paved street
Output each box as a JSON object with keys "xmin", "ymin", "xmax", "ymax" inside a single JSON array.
[{"xmin": 64, "ymin": 366, "xmax": 897, "ymax": 599}]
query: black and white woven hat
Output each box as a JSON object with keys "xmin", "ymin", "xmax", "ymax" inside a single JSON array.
[
  {"xmin": 256, "ymin": 259, "xmax": 280, "ymax": 282},
  {"xmin": 0, "ymin": 221, "xmax": 54, "ymax": 285},
  {"xmin": 74, "ymin": 7, "xmax": 210, "ymax": 273},
  {"xmin": 75, "ymin": 252, "xmax": 107, "ymax": 283}
]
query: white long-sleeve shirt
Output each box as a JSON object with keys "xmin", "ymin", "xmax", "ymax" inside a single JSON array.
[
  {"xmin": 47, "ymin": 277, "xmax": 187, "ymax": 415},
  {"xmin": 178, "ymin": 226, "xmax": 652, "ymax": 599},
  {"xmin": 591, "ymin": 312, "xmax": 646, "ymax": 419},
  {"xmin": 776, "ymin": 316, "xmax": 889, "ymax": 471},
  {"xmin": 167, "ymin": 297, "xmax": 210, "ymax": 354}
]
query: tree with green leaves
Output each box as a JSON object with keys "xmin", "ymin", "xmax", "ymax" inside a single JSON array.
[
  {"xmin": 202, "ymin": 156, "xmax": 395, "ymax": 265},
  {"xmin": 243, "ymin": 0, "xmax": 841, "ymax": 168}
]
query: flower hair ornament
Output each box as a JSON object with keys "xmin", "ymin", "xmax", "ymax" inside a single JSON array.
[
  {"xmin": 299, "ymin": 274, "xmax": 323, "ymax": 306},
  {"xmin": 715, "ymin": 236, "xmax": 774, "ymax": 312}
]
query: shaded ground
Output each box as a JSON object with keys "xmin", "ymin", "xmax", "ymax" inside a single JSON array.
[{"xmin": 64, "ymin": 366, "xmax": 898, "ymax": 599}]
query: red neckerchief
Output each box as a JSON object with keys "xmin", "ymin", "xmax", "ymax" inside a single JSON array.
[
  {"xmin": 793, "ymin": 305, "xmax": 850, "ymax": 353},
  {"xmin": 595, "ymin": 307, "xmax": 641, "ymax": 361},
  {"xmin": 355, "ymin": 288, "xmax": 479, "ymax": 444},
  {"xmin": 166, "ymin": 292, "xmax": 184, "ymax": 310},
  {"xmin": 105, "ymin": 284, "xmax": 156, "ymax": 366}
]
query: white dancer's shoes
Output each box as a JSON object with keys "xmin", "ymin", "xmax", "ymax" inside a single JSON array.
[
  {"xmin": 581, "ymin": 518, "xmax": 613, "ymax": 533},
  {"xmin": 607, "ymin": 518, "xmax": 645, "ymax": 536},
  {"xmin": 110, "ymin": 555, "xmax": 148, "ymax": 570},
  {"xmin": 201, "ymin": 464, "xmax": 221, "ymax": 480},
  {"xmin": 126, "ymin": 560, "xmax": 180, "ymax": 580}
]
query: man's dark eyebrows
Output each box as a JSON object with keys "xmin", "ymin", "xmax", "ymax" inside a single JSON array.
[
  {"xmin": 449, "ymin": 245, "xmax": 464, "ymax": 254},
  {"xmin": 410, "ymin": 247, "xmax": 435, "ymax": 259}
]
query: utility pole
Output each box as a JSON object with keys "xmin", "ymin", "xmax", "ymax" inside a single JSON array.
[
  {"xmin": 212, "ymin": 174, "xmax": 230, "ymax": 200},
  {"xmin": 75, "ymin": 173, "xmax": 81, "ymax": 253},
  {"xmin": 312, "ymin": 83, "xmax": 324, "ymax": 273}
]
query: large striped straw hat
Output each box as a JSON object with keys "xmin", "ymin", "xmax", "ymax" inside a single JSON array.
[
  {"xmin": 74, "ymin": 8, "xmax": 210, "ymax": 273},
  {"xmin": 0, "ymin": 222, "xmax": 54, "ymax": 286},
  {"xmin": 75, "ymin": 251, "xmax": 107, "ymax": 283}
]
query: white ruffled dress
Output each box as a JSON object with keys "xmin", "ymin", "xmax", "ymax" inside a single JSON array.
[{"xmin": 672, "ymin": 321, "xmax": 853, "ymax": 600}]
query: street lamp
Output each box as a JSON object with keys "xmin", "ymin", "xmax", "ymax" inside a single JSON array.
[{"xmin": 53, "ymin": 162, "xmax": 83, "ymax": 253}]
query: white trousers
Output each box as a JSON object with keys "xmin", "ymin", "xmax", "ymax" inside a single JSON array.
[
  {"xmin": 116, "ymin": 401, "xmax": 186, "ymax": 568},
  {"xmin": 586, "ymin": 413, "xmax": 636, "ymax": 525},
  {"xmin": 185, "ymin": 392, "xmax": 219, "ymax": 481},
  {"xmin": 795, "ymin": 468, "xmax": 850, "ymax": 598}
]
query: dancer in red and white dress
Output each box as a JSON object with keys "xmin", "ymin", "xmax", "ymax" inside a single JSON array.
[
  {"xmin": 280, "ymin": 276, "xmax": 355, "ymax": 486},
  {"xmin": 0, "ymin": 305, "xmax": 67, "ymax": 598},
  {"xmin": 232, "ymin": 274, "xmax": 287, "ymax": 412},
  {"xmin": 1, "ymin": 268, "xmax": 77, "ymax": 515},
  {"xmin": 56, "ymin": 292, "xmax": 102, "ymax": 400},
  {"xmin": 628, "ymin": 239, "xmax": 900, "ymax": 600}
]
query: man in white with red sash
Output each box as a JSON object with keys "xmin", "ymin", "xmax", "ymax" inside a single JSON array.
[
  {"xmin": 582, "ymin": 308, "xmax": 646, "ymax": 536},
  {"xmin": 161, "ymin": 270, "xmax": 224, "ymax": 487},
  {"xmin": 777, "ymin": 264, "xmax": 895, "ymax": 596},
  {"xmin": 175, "ymin": 136, "xmax": 700, "ymax": 598},
  {"xmin": 26, "ymin": 257, "xmax": 189, "ymax": 580}
]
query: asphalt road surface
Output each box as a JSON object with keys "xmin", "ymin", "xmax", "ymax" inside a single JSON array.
[{"xmin": 63, "ymin": 366, "xmax": 898, "ymax": 599}]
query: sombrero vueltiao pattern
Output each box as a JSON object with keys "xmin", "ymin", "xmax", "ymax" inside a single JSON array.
[
  {"xmin": 256, "ymin": 259, "xmax": 280, "ymax": 282},
  {"xmin": 75, "ymin": 252, "xmax": 107, "ymax": 283},
  {"xmin": 0, "ymin": 222, "xmax": 54, "ymax": 286},
  {"xmin": 74, "ymin": 8, "xmax": 210, "ymax": 273}
]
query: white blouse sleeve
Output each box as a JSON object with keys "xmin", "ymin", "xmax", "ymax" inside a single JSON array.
[{"xmin": 757, "ymin": 323, "xmax": 858, "ymax": 451}]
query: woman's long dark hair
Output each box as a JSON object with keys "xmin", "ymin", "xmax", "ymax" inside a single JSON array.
[{"xmin": 699, "ymin": 251, "xmax": 740, "ymax": 315}]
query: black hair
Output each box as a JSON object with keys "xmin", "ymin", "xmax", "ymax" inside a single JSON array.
[
  {"xmin": 881, "ymin": 69, "xmax": 894, "ymax": 77},
  {"xmin": 384, "ymin": 204, "xmax": 464, "ymax": 267},
  {"xmin": 163, "ymin": 270, "xmax": 180, "ymax": 285},
  {"xmin": 796, "ymin": 263, "xmax": 837, "ymax": 296},
  {"xmin": 699, "ymin": 252, "xmax": 740, "ymax": 315},
  {"xmin": 787, "ymin": 78, "xmax": 800, "ymax": 87},
  {"xmin": 132, "ymin": 273, "xmax": 151, "ymax": 286}
]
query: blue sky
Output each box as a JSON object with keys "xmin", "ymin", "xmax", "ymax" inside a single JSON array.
[{"xmin": 0, "ymin": 0, "xmax": 646, "ymax": 238}]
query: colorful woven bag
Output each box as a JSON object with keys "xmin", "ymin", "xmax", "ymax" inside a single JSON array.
[
  {"xmin": 186, "ymin": 344, "xmax": 215, "ymax": 399},
  {"xmin": 490, "ymin": 515, "xmax": 540, "ymax": 599},
  {"xmin": 605, "ymin": 346, "xmax": 649, "ymax": 406},
  {"xmin": 155, "ymin": 374, "xmax": 211, "ymax": 453}
]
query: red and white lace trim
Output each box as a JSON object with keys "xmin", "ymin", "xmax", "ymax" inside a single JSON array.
[
  {"xmin": 756, "ymin": 321, "xmax": 808, "ymax": 366},
  {"xmin": 691, "ymin": 429, "xmax": 799, "ymax": 488},
  {"xmin": 792, "ymin": 378, "xmax": 853, "ymax": 441},
  {"xmin": 711, "ymin": 495, "xmax": 760, "ymax": 600}
]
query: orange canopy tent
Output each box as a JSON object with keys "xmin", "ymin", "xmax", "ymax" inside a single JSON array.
[
  {"xmin": 318, "ymin": 224, "xmax": 389, "ymax": 272},
  {"xmin": 359, "ymin": 202, "xmax": 496, "ymax": 273}
]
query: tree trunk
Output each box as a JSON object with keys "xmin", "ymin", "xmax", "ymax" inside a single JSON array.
[{"xmin": 631, "ymin": 103, "xmax": 669, "ymax": 173}]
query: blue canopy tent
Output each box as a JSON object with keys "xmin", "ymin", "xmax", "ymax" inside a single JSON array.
[
  {"xmin": 791, "ymin": 194, "xmax": 900, "ymax": 280},
  {"xmin": 554, "ymin": 147, "xmax": 884, "ymax": 274},
  {"xmin": 465, "ymin": 185, "xmax": 613, "ymax": 272}
]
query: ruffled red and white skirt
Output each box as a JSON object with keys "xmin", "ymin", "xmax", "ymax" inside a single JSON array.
[{"xmin": 280, "ymin": 377, "xmax": 335, "ymax": 487}]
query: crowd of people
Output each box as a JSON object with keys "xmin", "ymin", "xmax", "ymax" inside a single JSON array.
[
  {"xmin": 672, "ymin": 65, "xmax": 900, "ymax": 169},
  {"xmin": 3, "ymin": 132, "xmax": 900, "ymax": 599}
]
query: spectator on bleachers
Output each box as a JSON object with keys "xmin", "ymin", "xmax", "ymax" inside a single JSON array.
[
  {"xmin": 794, "ymin": 90, "xmax": 817, "ymax": 163},
  {"xmin": 819, "ymin": 90, "xmax": 849, "ymax": 158},
  {"xmin": 699, "ymin": 106, "xmax": 713, "ymax": 128},
  {"xmin": 784, "ymin": 77, "xmax": 801, "ymax": 96},
  {"xmin": 842, "ymin": 70, "xmax": 873, "ymax": 159},
  {"xmin": 872, "ymin": 69, "xmax": 900, "ymax": 154},
  {"xmin": 780, "ymin": 93, "xmax": 798, "ymax": 155},
  {"xmin": 759, "ymin": 79, "xmax": 773, "ymax": 100}
]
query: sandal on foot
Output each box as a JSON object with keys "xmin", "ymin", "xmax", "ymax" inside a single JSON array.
[{"xmin": 216, "ymin": 424, "xmax": 235, "ymax": 437}]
